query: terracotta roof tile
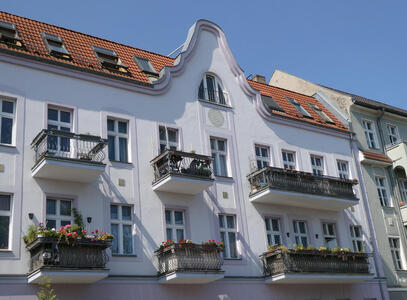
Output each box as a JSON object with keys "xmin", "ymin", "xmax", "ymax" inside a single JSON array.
[
  {"xmin": 248, "ymin": 80, "xmax": 349, "ymax": 132},
  {"xmin": 361, "ymin": 151, "xmax": 392, "ymax": 164}
]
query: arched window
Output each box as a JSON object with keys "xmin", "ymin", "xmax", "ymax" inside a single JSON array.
[{"xmin": 198, "ymin": 74, "xmax": 227, "ymax": 105}]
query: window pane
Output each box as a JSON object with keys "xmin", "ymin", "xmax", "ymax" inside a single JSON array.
[
  {"xmin": 111, "ymin": 224, "xmax": 119, "ymax": 254},
  {"xmin": 1, "ymin": 117, "xmax": 13, "ymax": 144},
  {"xmin": 123, "ymin": 225, "xmax": 133, "ymax": 254},
  {"xmin": 228, "ymin": 232, "xmax": 237, "ymax": 258},
  {"xmin": 2, "ymin": 100, "xmax": 13, "ymax": 114},
  {"xmin": 299, "ymin": 222, "xmax": 306, "ymax": 234},
  {"xmin": 0, "ymin": 216, "xmax": 9, "ymax": 249},
  {"xmin": 206, "ymin": 76, "xmax": 215, "ymax": 102},
  {"xmin": 217, "ymin": 140, "xmax": 225, "ymax": 152},
  {"xmin": 108, "ymin": 136, "xmax": 115, "ymax": 160},
  {"xmin": 265, "ymin": 219, "xmax": 270, "ymax": 231},
  {"xmin": 48, "ymin": 108, "xmax": 58, "ymax": 121},
  {"xmin": 110, "ymin": 205, "xmax": 118, "ymax": 219},
  {"xmin": 226, "ymin": 216, "xmax": 235, "ymax": 229},
  {"xmin": 167, "ymin": 129, "xmax": 177, "ymax": 143},
  {"xmin": 219, "ymin": 155, "xmax": 227, "ymax": 176},
  {"xmin": 46, "ymin": 219, "xmax": 56, "ymax": 230},
  {"xmin": 165, "ymin": 210, "xmax": 172, "ymax": 225},
  {"xmin": 107, "ymin": 119, "xmax": 115, "ymax": 132},
  {"xmin": 301, "ymin": 237, "xmax": 308, "ymax": 247},
  {"xmin": 176, "ymin": 229, "xmax": 184, "ymax": 241},
  {"xmin": 46, "ymin": 199, "xmax": 56, "ymax": 215},
  {"xmin": 166, "ymin": 228, "xmax": 173, "ymax": 240},
  {"xmin": 272, "ymin": 219, "xmax": 279, "ymax": 231},
  {"xmin": 220, "ymin": 231, "xmax": 226, "ymax": 256},
  {"xmin": 159, "ymin": 126, "xmax": 166, "ymax": 141},
  {"xmin": 119, "ymin": 137, "xmax": 128, "ymax": 162},
  {"xmin": 60, "ymin": 200, "xmax": 71, "ymax": 216},
  {"xmin": 218, "ymin": 215, "xmax": 224, "ymax": 228},
  {"xmin": 61, "ymin": 220, "xmax": 71, "ymax": 227},
  {"xmin": 122, "ymin": 206, "xmax": 131, "ymax": 221},
  {"xmin": 198, "ymin": 80, "xmax": 205, "ymax": 99},
  {"xmin": 60, "ymin": 111, "xmax": 71, "ymax": 123},
  {"xmin": 0, "ymin": 195, "xmax": 10, "ymax": 211},
  {"xmin": 274, "ymin": 235, "xmax": 281, "ymax": 245},
  {"xmin": 174, "ymin": 211, "xmax": 183, "ymax": 225},
  {"xmin": 118, "ymin": 121, "xmax": 127, "ymax": 134}
]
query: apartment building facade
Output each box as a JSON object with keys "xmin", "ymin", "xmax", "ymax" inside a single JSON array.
[
  {"xmin": 0, "ymin": 12, "xmax": 385, "ymax": 299},
  {"xmin": 270, "ymin": 69, "xmax": 407, "ymax": 300}
]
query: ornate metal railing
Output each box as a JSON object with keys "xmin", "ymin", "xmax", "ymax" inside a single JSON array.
[
  {"xmin": 151, "ymin": 150, "xmax": 213, "ymax": 184},
  {"xmin": 247, "ymin": 167, "xmax": 357, "ymax": 200},
  {"xmin": 31, "ymin": 129, "xmax": 107, "ymax": 166},
  {"xmin": 26, "ymin": 237, "xmax": 111, "ymax": 273},
  {"xmin": 156, "ymin": 243, "xmax": 223, "ymax": 276},
  {"xmin": 260, "ymin": 249, "xmax": 370, "ymax": 277}
]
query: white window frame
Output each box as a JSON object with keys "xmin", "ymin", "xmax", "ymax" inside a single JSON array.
[
  {"xmin": 46, "ymin": 198, "xmax": 73, "ymax": 229},
  {"xmin": 265, "ymin": 217, "xmax": 282, "ymax": 246},
  {"xmin": 350, "ymin": 225, "xmax": 363, "ymax": 252},
  {"xmin": 0, "ymin": 98, "xmax": 15, "ymax": 146},
  {"xmin": 389, "ymin": 237, "xmax": 403, "ymax": 270},
  {"xmin": 198, "ymin": 74, "xmax": 228, "ymax": 105},
  {"xmin": 159, "ymin": 125, "xmax": 179, "ymax": 153},
  {"xmin": 400, "ymin": 180, "xmax": 407, "ymax": 203},
  {"xmin": 375, "ymin": 176, "xmax": 391, "ymax": 207},
  {"xmin": 0, "ymin": 194, "xmax": 12, "ymax": 250},
  {"xmin": 322, "ymin": 222, "xmax": 338, "ymax": 248},
  {"xmin": 110, "ymin": 204, "xmax": 134, "ymax": 255},
  {"xmin": 337, "ymin": 160, "xmax": 349, "ymax": 179},
  {"xmin": 107, "ymin": 118, "xmax": 129, "ymax": 162},
  {"xmin": 387, "ymin": 124, "xmax": 400, "ymax": 145},
  {"xmin": 211, "ymin": 137, "xmax": 228, "ymax": 177},
  {"xmin": 362, "ymin": 119, "xmax": 379, "ymax": 149},
  {"xmin": 165, "ymin": 209, "xmax": 185, "ymax": 242},
  {"xmin": 293, "ymin": 220, "xmax": 309, "ymax": 247},
  {"xmin": 282, "ymin": 150, "xmax": 296, "ymax": 170},
  {"xmin": 219, "ymin": 214, "xmax": 238, "ymax": 259},
  {"xmin": 310, "ymin": 155, "xmax": 324, "ymax": 176},
  {"xmin": 255, "ymin": 145, "xmax": 270, "ymax": 170}
]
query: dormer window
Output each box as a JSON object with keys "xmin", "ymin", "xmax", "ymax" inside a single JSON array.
[
  {"xmin": 286, "ymin": 97, "xmax": 312, "ymax": 118},
  {"xmin": 261, "ymin": 95, "xmax": 285, "ymax": 113},
  {"xmin": 42, "ymin": 33, "xmax": 70, "ymax": 59},
  {"xmin": 308, "ymin": 103, "xmax": 335, "ymax": 124},
  {"xmin": 198, "ymin": 74, "xmax": 228, "ymax": 105},
  {"xmin": 0, "ymin": 21, "xmax": 23, "ymax": 47},
  {"xmin": 134, "ymin": 56, "xmax": 158, "ymax": 76},
  {"xmin": 92, "ymin": 46, "xmax": 128, "ymax": 73}
]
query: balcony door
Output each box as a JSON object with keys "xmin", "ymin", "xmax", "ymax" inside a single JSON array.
[
  {"xmin": 47, "ymin": 107, "xmax": 72, "ymax": 158},
  {"xmin": 293, "ymin": 220, "xmax": 309, "ymax": 247}
]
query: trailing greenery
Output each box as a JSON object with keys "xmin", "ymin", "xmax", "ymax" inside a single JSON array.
[
  {"xmin": 37, "ymin": 277, "xmax": 57, "ymax": 300},
  {"xmin": 72, "ymin": 208, "xmax": 84, "ymax": 229},
  {"xmin": 23, "ymin": 224, "xmax": 38, "ymax": 245},
  {"xmin": 267, "ymin": 244, "xmax": 364, "ymax": 255}
]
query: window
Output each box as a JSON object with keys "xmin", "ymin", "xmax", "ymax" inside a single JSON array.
[
  {"xmin": 375, "ymin": 176, "xmax": 390, "ymax": 207},
  {"xmin": 322, "ymin": 223, "xmax": 337, "ymax": 248},
  {"xmin": 110, "ymin": 204, "xmax": 133, "ymax": 255},
  {"xmin": 46, "ymin": 198, "xmax": 73, "ymax": 229},
  {"xmin": 282, "ymin": 150, "xmax": 296, "ymax": 170},
  {"xmin": 293, "ymin": 220, "xmax": 309, "ymax": 247},
  {"xmin": 265, "ymin": 217, "xmax": 282, "ymax": 246},
  {"xmin": 165, "ymin": 209, "xmax": 185, "ymax": 242},
  {"xmin": 0, "ymin": 21, "xmax": 23, "ymax": 47},
  {"xmin": 107, "ymin": 118, "xmax": 128, "ymax": 162},
  {"xmin": 0, "ymin": 98, "xmax": 15, "ymax": 145},
  {"xmin": 362, "ymin": 120, "xmax": 379, "ymax": 149},
  {"xmin": 159, "ymin": 126, "xmax": 178, "ymax": 153},
  {"xmin": 211, "ymin": 138, "xmax": 228, "ymax": 177},
  {"xmin": 198, "ymin": 74, "xmax": 227, "ymax": 105},
  {"xmin": 308, "ymin": 103, "xmax": 334, "ymax": 124},
  {"xmin": 42, "ymin": 32, "xmax": 70, "ymax": 59},
  {"xmin": 92, "ymin": 46, "xmax": 128, "ymax": 72},
  {"xmin": 286, "ymin": 97, "xmax": 312, "ymax": 118},
  {"xmin": 261, "ymin": 95, "xmax": 285, "ymax": 113},
  {"xmin": 219, "ymin": 214, "xmax": 238, "ymax": 259},
  {"xmin": 47, "ymin": 107, "xmax": 72, "ymax": 153},
  {"xmin": 0, "ymin": 194, "xmax": 11, "ymax": 249},
  {"xmin": 400, "ymin": 180, "xmax": 407, "ymax": 202},
  {"xmin": 389, "ymin": 238, "xmax": 403, "ymax": 270},
  {"xmin": 337, "ymin": 160, "xmax": 349, "ymax": 179},
  {"xmin": 311, "ymin": 155, "xmax": 324, "ymax": 176},
  {"xmin": 134, "ymin": 57, "xmax": 158, "ymax": 76},
  {"xmin": 387, "ymin": 124, "xmax": 399, "ymax": 145},
  {"xmin": 350, "ymin": 225, "xmax": 363, "ymax": 252},
  {"xmin": 255, "ymin": 145, "xmax": 270, "ymax": 169}
]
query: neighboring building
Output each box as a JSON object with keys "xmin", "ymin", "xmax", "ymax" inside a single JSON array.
[
  {"xmin": 0, "ymin": 12, "xmax": 385, "ymax": 299},
  {"xmin": 270, "ymin": 69, "xmax": 407, "ymax": 300}
]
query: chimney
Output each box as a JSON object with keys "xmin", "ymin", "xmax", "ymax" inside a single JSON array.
[{"xmin": 252, "ymin": 75, "xmax": 266, "ymax": 84}]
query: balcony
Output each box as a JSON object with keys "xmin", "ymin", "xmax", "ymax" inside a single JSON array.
[
  {"xmin": 31, "ymin": 129, "xmax": 107, "ymax": 183},
  {"xmin": 261, "ymin": 248, "xmax": 372, "ymax": 284},
  {"xmin": 156, "ymin": 243, "xmax": 224, "ymax": 284},
  {"xmin": 400, "ymin": 205, "xmax": 407, "ymax": 226},
  {"xmin": 247, "ymin": 167, "xmax": 358, "ymax": 211},
  {"xmin": 26, "ymin": 237, "xmax": 110, "ymax": 284},
  {"xmin": 386, "ymin": 141, "xmax": 407, "ymax": 170},
  {"xmin": 151, "ymin": 150, "xmax": 214, "ymax": 195}
]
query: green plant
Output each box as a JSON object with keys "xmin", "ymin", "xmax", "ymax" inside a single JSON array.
[
  {"xmin": 23, "ymin": 224, "xmax": 38, "ymax": 245},
  {"xmin": 37, "ymin": 277, "xmax": 57, "ymax": 300},
  {"xmin": 72, "ymin": 208, "xmax": 84, "ymax": 229},
  {"xmin": 306, "ymin": 245, "xmax": 314, "ymax": 251}
]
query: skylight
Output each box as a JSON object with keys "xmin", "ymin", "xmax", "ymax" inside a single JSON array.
[
  {"xmin": 0, "ymin": 21, "xmax": 23, "ymax": 47},
  {"xmin": 286, "ymin": 97, "xmax": 312, "ymax": 118},
  {"xmin": 92, "ymin": 46, "xmax": 128, "ymax": 73},
  {"xmin": 261, "ymin": 95, "xmax": 285, "ymax": 113},
  {"xmin": 42, "ymin": 33, "xmax": 70, "ymax": 59},
  {"xmin": 134, "ymin": 57, "xmax": 158, "ymax": 76},
  {"xmin": 308, "ymin": 103, "xmax": 335, "ymax": 124}
]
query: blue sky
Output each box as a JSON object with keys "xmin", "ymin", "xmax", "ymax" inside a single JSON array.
[{"xmin": 2, "ymin": 0, "xmax": 406, "ymax": 108}]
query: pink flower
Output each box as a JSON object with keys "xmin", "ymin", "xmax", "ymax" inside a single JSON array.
[
  {"xmin": 67, "ymin": 232, "xmax": 72, "ymax": 236},
  {"xmin": 95, "ymin": 229, "xmax": 98, "ymax": 233}
]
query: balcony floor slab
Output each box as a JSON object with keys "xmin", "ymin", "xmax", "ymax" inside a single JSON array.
[
  {"xmin": 265, "ymin": 273, "xmax": 374, "ymax": 284},
  {"xmin": 152, "ymin": 174, "xmax": 214, "ymax": 195},
  {"xmin": 27, "ymin": 268, "xmax": 109, "ymax": 284},
  {"xmin": 158, "ymin": 271, "xmax": 224, "ymax": 284}
]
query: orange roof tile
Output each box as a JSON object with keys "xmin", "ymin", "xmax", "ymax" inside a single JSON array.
[
  {"xmin": 0, "ymin": 11, "xmax": 175, "ymax": 84},
  {"xmin": 248, "ymin": 80, "xmax": 349, "ymax": 132},
  {"xmin": 361, "ymin": 151, "xmax": 392, "ymax": 164}
]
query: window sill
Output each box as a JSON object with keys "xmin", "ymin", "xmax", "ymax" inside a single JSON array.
[
  {"xmin": 198, "ymin": 99, "xmax": 232, "ymax": 109},
  {"xmin": 0, "ymin": 143, "xmax": 16, "ymax": 150},
  {"xmin": 214, "ymin": 176, "xmax": 234, "ymax": 183},
  {"xmin": 112, "ymin": 254, "xmax": 137, "ymax": 258},
  {"xmin": 109, "ymin": 160, "xmax": 133, "ymax": 167}
]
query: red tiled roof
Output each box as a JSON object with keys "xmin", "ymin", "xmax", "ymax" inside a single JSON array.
[
  {"xmin": 361, "ymin": 151, "xmax": 392, "ymax": 164},
  {"xmin": 0, "ymin": 11, "xmax": 175, "ymax": 84},
  {"xmin": 248, "ymin": 80, "xmax": 349, "ymax": 132}
]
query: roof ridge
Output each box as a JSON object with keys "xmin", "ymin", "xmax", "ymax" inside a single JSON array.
[
  {"xmin": 248, "ymin": 79, "xmax": 315, "ymax": 99},
  {"xmin": 0, "ymin": 10, "xmax": 174, "ymax": 60}
]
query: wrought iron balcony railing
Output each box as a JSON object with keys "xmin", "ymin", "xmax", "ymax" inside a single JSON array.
[
  {"xmin": 31, "ymin": 129, "xmax": 107, "ymax": 165},
  {"xmin": 151, "ymin": 150, "xmax": 213, "ymax": 184},
  {"xmin": 247, "ymin": 166, "xmax": 358, "ymax": 200},
  {"xmin": 260, "ymin": 248, "xmax": 370, "ymax": 277},
  {"xmin": 156, "ymin": 243, "xmax": 223, "ymax": 276},
  {"xmin": 27, "ymin": 237, "xmax": 110, "ymax": 273}
]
